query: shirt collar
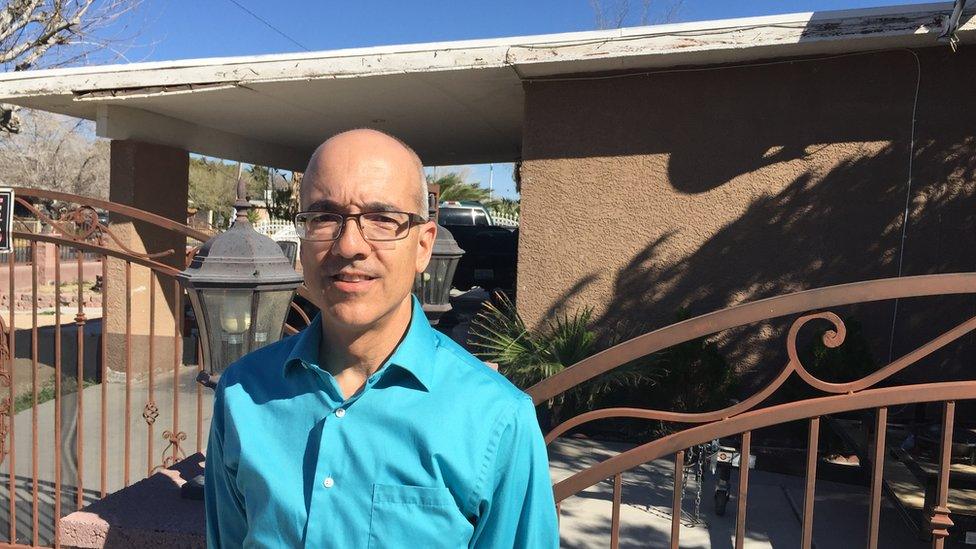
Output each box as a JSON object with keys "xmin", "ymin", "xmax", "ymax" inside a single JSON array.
[
  {"xmin": 283, "ymin": 295, "xmax": 437, "ymax": 391},
  {"xmin": 282, "ymin": 311, "xmax": 323, "ymax": 376}
]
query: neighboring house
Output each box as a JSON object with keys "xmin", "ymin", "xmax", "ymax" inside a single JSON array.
[{"xmin": 2, "ymin": 3, "xmax": 976, "ymax": 380}]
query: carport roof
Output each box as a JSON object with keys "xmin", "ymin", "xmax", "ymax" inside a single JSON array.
[{"xmin": 0, "ymin": 2, "xmax": 971, "ymax": 170}]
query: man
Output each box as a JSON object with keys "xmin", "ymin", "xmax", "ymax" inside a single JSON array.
[{"xmin": 205, "ymin": 129, "xmax": 559, "ymax": 548}]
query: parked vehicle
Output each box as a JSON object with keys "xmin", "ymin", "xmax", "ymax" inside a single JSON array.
[
  {"xmin": 438, "ymin": 200, "xmax": 494, "ymax": 226},
  {"xmin": 443, "ymin": 225, "xmax": 517, "ymax": 291},
  {"xmin": 436, "ymin": 200, "xmax": 517, "ymax": 291}
]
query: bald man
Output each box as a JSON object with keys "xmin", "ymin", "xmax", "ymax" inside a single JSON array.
[{"xmin": 205, "ymin": 129, "xmax": 559, "ymax": 548}]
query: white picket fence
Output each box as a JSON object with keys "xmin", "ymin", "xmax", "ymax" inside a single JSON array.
[
  {"xmin": 253, "ymin": 219, "xmax": 293, "ymax": 236},
  {"xmin": 490, "ymin": 211, "xmax": 519, "ymax": 228}
]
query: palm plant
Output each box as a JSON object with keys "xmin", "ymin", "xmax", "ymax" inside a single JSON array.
[
  {"xmin": 428, "ymin": 172, "xmax": 490, "ymax": 202},
  {"xmin": 468, "ymin": 292, "xmax": 659, "ymax": 426},
  {"xmin": 486, "ymin": 197, "xmax": 520, "ymax": 218}
]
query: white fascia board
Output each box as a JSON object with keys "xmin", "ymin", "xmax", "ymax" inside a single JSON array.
[
  {"xmin": 0, "ymin": 2, "xmax": 968, "ymax": 101},
  {"xmin": 0, "ymin": 43, "xmax": 514, "ymax": 99},
  {"xmin": 509, "ymin": 3, "xmax": 969, "ymax": 76},
  {"xmin": 96, "ymin": 105, "xmax": 309, "ymax": 171}
]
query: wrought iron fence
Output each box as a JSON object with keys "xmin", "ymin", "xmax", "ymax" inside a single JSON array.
[
  {"xmin": 0, "ymin": 188, "xmax": 311, "ymax": 548},
  {"xmin": 56, "ymin": 246, "xmax": 100, "ymax": 263},
  {"xmin": 528, "ymin": 274, "xmax": 976, "ymax": 549}
]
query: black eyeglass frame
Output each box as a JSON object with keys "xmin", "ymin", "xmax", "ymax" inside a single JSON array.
[{"xmin": 293, "ymin": 210, "xmax": 430, "ymax": 242}]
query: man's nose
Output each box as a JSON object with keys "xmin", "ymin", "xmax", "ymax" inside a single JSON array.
[{"xmin": 332, "ymin": 217, "xmax": 372, "ymax": 258}]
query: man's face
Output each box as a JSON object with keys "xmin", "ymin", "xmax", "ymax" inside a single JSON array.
[{"xmin": 299, "ymin": 132, "xmax": 435, "ymax": 332}]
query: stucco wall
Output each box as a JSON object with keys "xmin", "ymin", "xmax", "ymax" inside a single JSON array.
[
  {"xmin": 519, "ymin": 47, "xmax": 976, "ymax": 382},
  {"xmin": 105, "ymin": 140, "xmax": 189, "ymax": 376}
]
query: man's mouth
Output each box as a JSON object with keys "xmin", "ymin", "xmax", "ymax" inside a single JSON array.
[
  {"xmin": 331, "ymin": 273, "xmax": 376, "ymax": 282},
  {"xmin": 328, "ymin": 272, "xmax": 378, "ymax": 293}
]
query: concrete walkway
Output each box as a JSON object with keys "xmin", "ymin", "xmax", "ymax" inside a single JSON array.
[
  {"xmin": 0, "ymin": 366, "xmax": 212, "ymax": 546},
  {"xmin": 550, "ymin": 437, "xmax": 928, "ymax": 548}
]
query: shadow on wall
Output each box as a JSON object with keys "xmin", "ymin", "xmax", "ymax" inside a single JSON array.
[{"xmin": 521, "ymin": 47, "xmax": 976, "ymax": 394}]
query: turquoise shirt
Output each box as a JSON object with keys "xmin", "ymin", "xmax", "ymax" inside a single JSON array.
[{"xmin": 205, "ymin": 297, "xmax": 559, "ymax": 548}]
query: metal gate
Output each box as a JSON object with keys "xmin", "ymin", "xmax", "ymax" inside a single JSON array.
[
  {"xmin": 529, "ymin": 274, "xmax": 976, "ymax": 549},
  {"xmin": 0, "ymin": 188, "xmax": 309, "ymax": 548}
]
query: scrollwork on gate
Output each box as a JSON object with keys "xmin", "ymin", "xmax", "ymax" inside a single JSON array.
[
  {"xmin": 15, "ymin": 199, "xmax": 176, "ymax": 261},
  {"xmin": 531, "ymin": 274, "xmax": 976, "ymax": 507}
]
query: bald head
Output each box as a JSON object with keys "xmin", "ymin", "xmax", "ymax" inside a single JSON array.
[{"xmin": 303, "ymin": 129, "xmax": 428, "ymax": 219}]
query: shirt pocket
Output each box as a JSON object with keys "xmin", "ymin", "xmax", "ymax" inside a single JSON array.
[{"xmin": 367, "ymin": 484, "xmax": 471, "ymax": 549}]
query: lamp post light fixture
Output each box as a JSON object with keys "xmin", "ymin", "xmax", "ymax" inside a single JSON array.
[
  {"xmin": 414, "ymin": 223, "xmax": 464, "ymax": 325},
  {"xmin": 179, "ymin": 179, "xmax": 303, "ymax": 389}
]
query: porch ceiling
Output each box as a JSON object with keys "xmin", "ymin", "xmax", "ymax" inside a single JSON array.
[{"xmin": 1, "ymin": 2, "xmax": 974, "ymax": 170}]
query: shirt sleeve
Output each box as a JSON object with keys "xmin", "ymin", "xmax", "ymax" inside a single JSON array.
[
  {"xmin": 469, "ymin": 395, "xmax": 559, "ymax": 548},
  {"xmin": 205, "ymin": 381, "xmax": 248, "ymax": 548}
]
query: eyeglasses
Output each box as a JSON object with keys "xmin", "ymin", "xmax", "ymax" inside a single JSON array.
[{"xmin": 293, "ymin": 210, "xmax": 429, "ymax": 242}]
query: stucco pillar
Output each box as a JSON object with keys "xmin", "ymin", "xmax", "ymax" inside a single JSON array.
[
  {"xmin": 34, "ymin": 240, "xmax": 57, "ymax": 286},
  {"xmin": 104, "ymin": 140, "xmax": 188, "ymax": 378}
]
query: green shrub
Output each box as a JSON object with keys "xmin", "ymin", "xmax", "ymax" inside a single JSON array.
[{"xmin": 468, "ymin": 294, "xmax": 735, "ymax": 437}]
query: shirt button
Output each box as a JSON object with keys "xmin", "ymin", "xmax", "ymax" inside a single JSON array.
[
  {"xmin": 323, "ymin": 477, "xmax": 334, "ymax": 489},
  {"xmin": 335, "ymin": 408, "xmax": 346, "ymax": 418}
]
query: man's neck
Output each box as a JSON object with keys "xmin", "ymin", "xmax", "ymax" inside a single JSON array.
[{"xmin": 319, "ymin": 298, "xmax": 413, "ymax": 397}]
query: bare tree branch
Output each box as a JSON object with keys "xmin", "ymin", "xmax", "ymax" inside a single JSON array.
[
  {"xmin": 0, "ymin": 0, "xmax": 143, "ymax": 72},
  {"xmin": 0, "ymin": 1, "xmax": 46, "ymax": 44},
  {"xmin": 589, "ymin": 0, "xmax": 683, "ymax": 29},
  {"xmin": 0, "ymin": 110, "xmax": 109, "ymax": 198},
  {"xmin": 589, "ymin": 0, "xmax": 607, "ymax": 30},
  {"xmin": 612, "ymin": 0, "xmax": 629, "ymax": 29},
  {"xmin": 639, "ymin": 0, "xmax": 651, "ymax": 26},
  {"xmin": 656, "ymin": 0, "xmax": 684, "ymax": 25},
  {"xmin": 0, "ymin": 0, "xmax": 146, "ymax": 133}
]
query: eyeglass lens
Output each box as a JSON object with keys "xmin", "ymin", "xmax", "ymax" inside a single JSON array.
[{"xmin": 297, "ymin": 212, "xmax": 411, "ymax": 241}]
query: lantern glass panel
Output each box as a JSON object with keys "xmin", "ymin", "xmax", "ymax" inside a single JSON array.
[
  {"xmin": 199, "ymin": 288, "xmax": 256, "ymax": 374},
  {"xmin": 431, "ymin": 257, "xmax": 449, "ymax": 305},
  {"xmin": 252, "ymin": 289, "xmax": 296, "ymax": 346}
]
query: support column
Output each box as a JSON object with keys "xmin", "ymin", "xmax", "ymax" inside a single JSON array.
[{"xmin": 104, "ymin": 140, "xmax": 188, "ymax": 378}]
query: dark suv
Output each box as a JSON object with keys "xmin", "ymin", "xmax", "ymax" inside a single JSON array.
[
  {"xmin": 437, "ymin": 201, "xmax": 494, "ymax": 226},
  {"xmin": 437, "ymin": 201, "xmax": 516, "ymax": 291}
]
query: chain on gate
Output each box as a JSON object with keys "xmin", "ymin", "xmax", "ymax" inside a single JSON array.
[
  {"xmin": 628, "ymin": 443, "xmax": 711, "ymax": 527},
  {"xmin": 675, "ymin": 443, "xmax": 708, "ymax": 527}
]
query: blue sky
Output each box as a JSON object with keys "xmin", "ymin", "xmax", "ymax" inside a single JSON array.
[{"xmin": 115, "ymin": 0, "xmax": 929, "ymax": 199}]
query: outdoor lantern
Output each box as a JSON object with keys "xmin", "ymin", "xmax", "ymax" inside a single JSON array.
[
  {"xmin": 414, "ymin": 224, "xmax": 464, "ymax": 324},
  {"xmin": 179, "ymin": 179, "xmax": 303, "ymax": 388}
]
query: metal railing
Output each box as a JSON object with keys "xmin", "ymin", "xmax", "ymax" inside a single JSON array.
[
  {"xmin": 0, "ymin": 189, "xmax": 312, "ymax": 547},
  {"xmin": 529, "ymin": 274, "xmax": 976, "ymax": 549}
]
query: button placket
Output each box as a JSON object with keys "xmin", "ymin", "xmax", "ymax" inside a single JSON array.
[{"xmin": 306, "ymin": 413, "xmax": 341, "ymax": 543}]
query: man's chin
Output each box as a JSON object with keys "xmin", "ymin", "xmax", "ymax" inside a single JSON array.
[
  {"xmin": 322, "ymin": 300, "xmax": 380, "ymax": 329},
  {"xmin": 318, "ymin": 291, "xmax": 413, "ymax": 333}
]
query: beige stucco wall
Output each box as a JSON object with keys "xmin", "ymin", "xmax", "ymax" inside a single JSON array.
[{"xmin": 519, "ymin": 47, "xmax": 976, "ymax": 381}]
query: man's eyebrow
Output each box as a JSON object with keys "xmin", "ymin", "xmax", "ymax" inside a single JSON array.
[
  {"xmin": 304, "ymin": 199, "xmax": 342, "ymax": 212},
  {"xmin": 361, "ymin": 201, "xmax": 401, "ymax": 213},
  {"xmin": 303, "ymin": 200, "xmax": 404, "ymax": 213}
]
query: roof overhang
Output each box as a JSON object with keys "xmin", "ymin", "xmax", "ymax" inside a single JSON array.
[{"xmin": 0, "ymin": 2, "xmax": 972, "ymax": 169}]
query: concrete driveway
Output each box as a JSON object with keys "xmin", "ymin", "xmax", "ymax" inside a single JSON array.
[{"xmin": 550, "ymin": 437, "xmax": 928, "ymax": 548}]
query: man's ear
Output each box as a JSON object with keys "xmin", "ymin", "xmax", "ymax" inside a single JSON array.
[{"xmin": 415, "ymin": 222, "xmax": 437, "ymax": 273}]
